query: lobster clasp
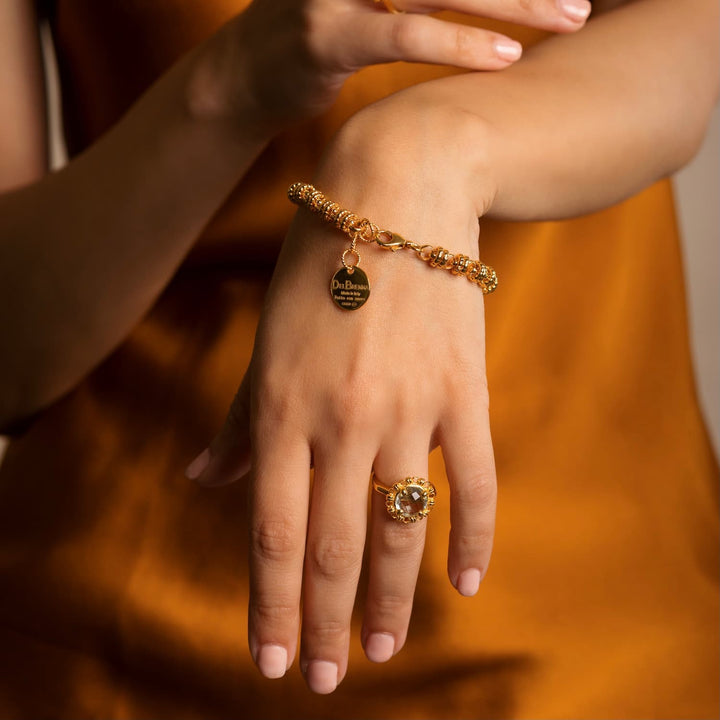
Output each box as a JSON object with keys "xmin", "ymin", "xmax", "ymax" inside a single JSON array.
[{"xmin": 375, "ymin": 231, "xmax": 407, "ymax": 251}]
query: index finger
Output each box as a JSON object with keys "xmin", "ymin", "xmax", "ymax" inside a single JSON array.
[
  {"xmin": 393, "ymin": 0, "xmax": 591, "ymax": 30},
  {"xmin": 247, "ymin": 418, "xmax": 311, "ymax": 680}
]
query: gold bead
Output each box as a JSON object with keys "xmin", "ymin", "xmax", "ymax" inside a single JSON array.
[
  {"xmin": 451, "ymin": 254, "xmax": 471, "ymax": 276},
  {"xmin": 429, "ymin": 247, "xmax": 452, "ymax": 268}
]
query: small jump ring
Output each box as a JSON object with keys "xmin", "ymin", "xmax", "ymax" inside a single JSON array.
[
  {"xmin": 371, "ymin": 472, "xmax": 436, "ymax": 523},
  {"xmin": 342, "ymin": 247, "xmax": 361, "ymax": 271},
  {"xmin": 374, "ymin": 0, "xmax": 405, "ymax": 14}
]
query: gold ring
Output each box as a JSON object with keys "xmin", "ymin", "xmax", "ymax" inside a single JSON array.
[
  {"xmin": 371, "ymin": 472, "xmax": 436, "ymax": 523},
  {"xmin": 374, "ymin": 0, "xmax": 405, "ymax": 14}
]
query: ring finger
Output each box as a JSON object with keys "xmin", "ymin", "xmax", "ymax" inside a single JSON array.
[{"xmin": 361, "ymin": 428, "xmax": 432, "ymax": 663}]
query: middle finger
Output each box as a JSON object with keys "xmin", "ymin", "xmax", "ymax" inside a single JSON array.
[
  {"xmin": 400, "ymin": 0, "xmax": 591, "ymax": 31},
  {"xmin": 300, "ymin": 436, "xmax": 373, "ymax": 694}
]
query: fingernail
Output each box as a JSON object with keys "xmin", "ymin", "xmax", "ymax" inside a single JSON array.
[
  {"xmin": 185, "ymin": 448, "xmax": 210, "ymax": 480},
  {"xmin": 257, "ymin": 644, "xmax": 287, "ymax": 679},
  {"xmin": 494, "ymin": 40, "xmax": 522, "ymax": 62},
  {"xmin": 557, "ymin": 0, "xmax": 591, "ymax": 21},
  {"xmin": 365, "ymin": 633, "xmax": 395, "ymax": 663},
  {"xmin": 306, "ymin": 660, "xmax": 338, "ymax": 694},
  {"xmin": 457, "ymin": 568, "xmax": 481, "ymax": 597}
]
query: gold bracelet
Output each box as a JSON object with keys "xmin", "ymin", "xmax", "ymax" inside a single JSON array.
[{"xmin": 287, "ymin": 182, "xmax": 498, "ymax": 311}]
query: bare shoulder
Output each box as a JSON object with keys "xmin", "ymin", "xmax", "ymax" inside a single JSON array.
[{"xmin": 0, "ymin": 0, "xmax": 48, "ymax": 193}]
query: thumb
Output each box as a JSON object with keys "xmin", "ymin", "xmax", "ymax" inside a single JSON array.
[{"xmin": 185, "ymin": 369, "xmax": 252, "ymax": 487}]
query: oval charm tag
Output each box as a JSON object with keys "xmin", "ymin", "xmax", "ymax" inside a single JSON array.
[{"xmin": 330, "ymin": 267, "xmax": 370, "ymax": 310}]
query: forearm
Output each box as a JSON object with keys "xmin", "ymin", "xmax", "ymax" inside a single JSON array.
[
  {"xmin": 400, "ymin": 0, "xmax": 718, "ymax": 220},
  {"xmin": 0, "ymin": 24, "xmax": 272, "ymax": 430}
]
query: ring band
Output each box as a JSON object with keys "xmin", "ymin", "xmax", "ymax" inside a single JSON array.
[
  {"xmin": 372, "ymin": 472, "xmax": 436, "ymax": 523},
  {"xmin": 374, "ymin": 0, "xmax": 405, "ymax": 14}
]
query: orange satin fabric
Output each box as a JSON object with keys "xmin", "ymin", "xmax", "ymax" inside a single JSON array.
[{"xmin": 0, "ymin": 2, "xmax": 718, "ymax": 718}]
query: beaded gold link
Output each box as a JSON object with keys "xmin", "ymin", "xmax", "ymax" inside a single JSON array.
[
  {"xmin": 287, "ymin": 182, "xmax": 498, "ymax": 295},
  {"xmin": 429, "ymin": 246, "xmax": 453, "ymax": 269},
  {"xmin": 450, "ymin": 254, "xmax": 472, "ymax": 276}
]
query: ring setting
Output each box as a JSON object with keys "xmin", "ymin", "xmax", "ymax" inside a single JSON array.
[{"xmin": 372, "ymin": 473, "xmax": 436, "ymax": 523}]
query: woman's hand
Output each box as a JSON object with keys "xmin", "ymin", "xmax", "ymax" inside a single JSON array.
[
  {"xmin": 192, "ymin": 0, "xmax": 591, "ymax": 130},
  {"xmin": 186, "ymin": 96, "xmax": 499, "ymax": 693}
]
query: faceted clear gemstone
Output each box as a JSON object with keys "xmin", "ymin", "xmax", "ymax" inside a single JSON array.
[{"xmin": 395, "ymin": 485, "xmax": 427, "ymax": 517}]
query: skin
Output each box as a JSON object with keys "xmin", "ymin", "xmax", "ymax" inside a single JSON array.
[
  {"xmin": 0, "ymin": 0, "xmax": 585, "ymax": 428},
  {"xmin": 194, "ymin": 0, "xmax": 718, "ymax": 694},
  {"xmin": 1, "ymin": 0, "xmax": 717, "ymax": 697}
]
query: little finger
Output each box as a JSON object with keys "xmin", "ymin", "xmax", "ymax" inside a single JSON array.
[{"xmin": 438, "ymin": 398, "xmax": 497, "ymax": 596}]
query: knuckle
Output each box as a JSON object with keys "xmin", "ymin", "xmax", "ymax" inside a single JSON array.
[
  {"xmin": 467, "ymin": 469, "xmax": 497, "ymax": 499},
  {"xmin": 452, "ymin": 527, "xmax": 496, "ymax": 555},
  {"xmin": 250, "ymin": 519, "xmax": 298, "ymax": 564},
  {"xmin": 333, "ymin": 386, "xmax": 367, "ymax": 425},
  {"xmin": 325, "ymin": 379, "xmax": 380, "ymax": 437},
  {"xmin": 452, "ymin": 26, "xmax": 476, "ymax": 63},
  {"xmin": 253, "ymin": 378, "xmax": 302, "ymax": 437},
  {"xmin": 308, "ymin": 531, "xmax": 362, "ymax": 580},
  {"xmin": 377, "ymin": 525, "xmax": 425, "ymax": 557},
  {"xmin": 517, "ymin": 0, "xmax": 538, "ymax": 14},
  {"xmin": 386, "ymin": 385, "xmax": 428, "ymax": 427},
  {"xmin": 446, "ymin": 377, "xmax": 490, "ymax": 418},
  {"xmin": 390, "ymin": 16, "xmax": 417, "ymax": 56},
  {"xmin": 455, "ymin": 470, "xmax": 497, "ymax": 507},
  {"xmin": 251, "ymin": 597, "xmax": 298, "ymax": 626},
  {"xmin": 368, "ymin": 592, "xmax": 413, "ymax": 620},
  {"xmin": 303, "ymin": 618, "xmax": 348, "ymax": 646},
  {"xmin": 446, "ymin": 363, "xmax": 489, "ymax": 400},
  {"xmin": 255, "ymin": 378, "xmax": 293, "ymax": 420},
  {"xmin": 303, "ymin": 3, "xmax": 331, "ymax": 63}
]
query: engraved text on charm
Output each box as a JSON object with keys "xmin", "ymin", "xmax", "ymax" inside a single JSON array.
[{"xmin": 330, "ymin": 267, "xmax": 370, "ymax": 310}]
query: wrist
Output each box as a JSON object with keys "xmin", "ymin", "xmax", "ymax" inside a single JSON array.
[
  {"xmin": 313, "ymin": 91, "xmax": 498, "ymax": 255},
  {"xmin": 184, "ymin": 10, "xmax": 346, "ymax": 138}
]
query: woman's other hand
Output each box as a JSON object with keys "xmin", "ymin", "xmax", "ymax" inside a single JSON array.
[
  {"xmin": 192, "ymin": 0, "xmax": 591, "ymax": 131},
  {"xmin": 186, "ymin": 95, "xmax": 499, "ymax": 693}
]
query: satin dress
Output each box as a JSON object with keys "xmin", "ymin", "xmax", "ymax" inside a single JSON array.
[{"xmin": 0, "ymin": 1, "xmax": 717, "ymax": 717}]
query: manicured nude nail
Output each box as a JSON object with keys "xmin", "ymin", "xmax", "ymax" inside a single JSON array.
[
  {"xmin": 457, "ymin": 569, "xmax": 481, "ymax": 597},
  {"xmin": 365, "ymin": 633, "xmax": 395, "ymax": 663},
  {"xmin": 184, "ymin": 448, "xmax": 210, "ymax": 480},
  {"xmin": 257, "ymin": 644, "xmax": 287, "ymax": 679},
  {"xmin": 306, "ymin": 661, "xmax": 338, "ymax": 694},
  {"xmin": 494, "ymin": 40, "xmax": 522, "ymax": 62},
  {"xmin": 558, "ymin": 0, "xmax": 591, "ymax": 21}
]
